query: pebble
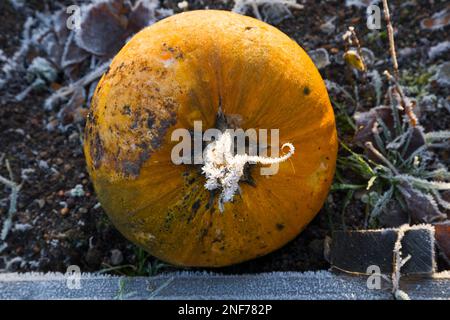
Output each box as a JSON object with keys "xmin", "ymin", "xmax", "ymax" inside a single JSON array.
[
  {"xmin": 69, "ymin": 184, "xmax": 85, "ymax": 197},
  {"xmin": 35, "ymin": 198, "xmax": 46, "ymax": 208},
  {"xmin": 60, "ymin": 207, "xmax": 69, "ymax": 216},
  {"xmin": 38, "ymin": 160, "xmax": 49, "ymax": 170},
  {"xmin": 68, "ymin": 132, "xmax": 79, "ymax": 142},
  {"xmin": 78, "ymin": 207, "xmax": 88, "ymax": 214},
  {"xmin": 110, "ymin": 249, "xmax": 124, "ymax": 266}
]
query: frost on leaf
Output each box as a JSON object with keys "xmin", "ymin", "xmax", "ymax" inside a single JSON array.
[
  {"xmin": 420, "ymin": 7, "xmax": 450, "ymax": 30},
  {"xmin": 397, "ymin": 181, "xmax": 446, "ymax": 224},
  {"xmin": 75, "ymin": 0, "xmax": 132, "ymax": 57},
  {"xmin": 308, "ymin": 48, "xmax": 330, "ymax": 70},
  {"xmin": 75, "ymin": 0, "xmax": 172, "ymax": 57},
  {"xmin": 434, "ymin": 62, "xmax": 450, "ymax": 88},
  {"xmin": 428, "ymin": 41, "xmax": 450, "ymax": 60},
  {"xmin": 232, "ymin": 0, "xmax": 303, "ymax": 24}
]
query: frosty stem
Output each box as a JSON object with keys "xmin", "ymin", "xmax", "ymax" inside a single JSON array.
[{"xmin": 201, "ymin": 131, "xmax": 294, "ymax": 212}]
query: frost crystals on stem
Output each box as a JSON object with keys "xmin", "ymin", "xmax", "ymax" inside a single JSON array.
[{"xmin": 202, "ymin": 131, "xmax": 295, "ymax": 212}]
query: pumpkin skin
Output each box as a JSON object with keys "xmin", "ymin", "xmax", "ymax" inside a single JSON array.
[{"xmin": 84, "ymin": 10, "xmax": 337, "ymax": 267}]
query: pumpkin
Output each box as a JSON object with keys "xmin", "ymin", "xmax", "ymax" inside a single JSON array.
[{"xmin": 84, "ymin": 10, "xmax": 337, "ymax": 267}]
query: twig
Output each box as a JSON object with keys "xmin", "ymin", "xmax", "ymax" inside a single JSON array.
[
  {"xmin": 364, "ymin": 141, "xmax": 399, "ymax": 174},
  {"xmin": 391, "ymin": 225, "xmax": 411, "ymax": 300},
  {"xmin": 382, "ymin": 0, "xmax": 399, "ymax": 79},
  {"xmin": 384, "ymin": 70, "xmax": 418, "ymax": 127},
  {"xmin": 5, "ymin": 159, "xmax": 14, "ymax": 182},
  {"xmin": 44, "ymin": 60, "xmax": 110, "ymax": 110},
  {"xmin": 0, "ymin": 159, "xmax": 21, "ymax": 241}
]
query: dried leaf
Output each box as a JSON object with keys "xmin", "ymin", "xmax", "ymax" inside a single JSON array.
[
  {"xmin": 128, "ymin": 0, "xmax": 159, "ymax": 34},
  {"xmin": 398, "ymin": 181, "xmax": 446, "ymax": 224},
  {"xmin": 420, "ymin": 6, "xmax": 450, "ymax": 30},
  {"xmin": 353, "ymin": 105, "xmax": 393, "ymax": 147},
  {"xmin": 75, "ymin": 0, "xmax": 132, "ymax": 56}
]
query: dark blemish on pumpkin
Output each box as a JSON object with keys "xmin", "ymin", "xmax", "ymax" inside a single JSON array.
[
  {"xmin": 90, "ymin": 132, "xmax": 104, "ymax": 169},
  {"xmin": 187, "ymin": 176, "xmax": 195, "ymax": 185},
  {"xmin": 147, "ymin": 113, "xmax": 156, "ymax": 128},
  {"xmin": 206, "ymin": 190, "xmax": 218, "ymax": 211},
  {"xmin": 138, "ymin": 149, "xmax": 150, "ymax": 164},
  {"xmin": 122, "ymin": 161, "xmax": 140, "ymax": 176},
  {"xmin": 136, "ymin": 141, "xmax": 148, "ymax": 149},
  {"xmin": 199, "ymin": 228, "xmax": 209, "ymax": 241},
  {"xmin": 122, "ymin": 105, "xmax": 131, "ymax": 116},
  {"xmin": 303, "ymin": 86, "xmax": 311, "ymax": 95},
  {"xmin": 150, "ymin": 114, "xmax": 177, "ymax": 149},
  {"xmin": 164, "ymin": 211, "xmax": 175, "ymax": 231},
  {"xmin": 244, "ymin": 26, "xmax": 254, "ymax": 31},
  {"xmin": 191, "ymin": 199, "xmax": 201, "ymax": 214},
  {"xmin": 104, "ymin": 66, "xmax": 110, "ymax": 76}
]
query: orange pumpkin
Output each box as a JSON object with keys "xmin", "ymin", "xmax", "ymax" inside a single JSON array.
[{"xmin": 84, "ymin": 10, "xmax": 337, "ymax": 267}]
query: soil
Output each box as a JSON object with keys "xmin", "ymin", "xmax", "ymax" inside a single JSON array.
[{"xmin": 0, "ymin": 0, "xmax": 448, "ymax": 275}]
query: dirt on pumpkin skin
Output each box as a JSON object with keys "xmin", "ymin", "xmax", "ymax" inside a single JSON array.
[{"xmin": 0, "ymin": 0, "xmax": 449, "ymax": 274}]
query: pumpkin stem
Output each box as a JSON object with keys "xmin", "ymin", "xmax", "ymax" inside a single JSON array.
[{"xmin": 201, "ymin": 131, "xmax": 295, "ymax": 212}]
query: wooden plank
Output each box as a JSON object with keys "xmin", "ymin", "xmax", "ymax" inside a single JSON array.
[
  {"xmin": 0, "ymin": 271, "xmax": 448, "ymax": 300},
  {"xmin": 329, "ymin": 225, "xmax": 435, "ymax": 274}
]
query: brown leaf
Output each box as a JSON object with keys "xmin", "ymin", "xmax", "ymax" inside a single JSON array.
[
  {"xmin": 127, "ymin": 0, "xmax": 159, "ymax": 34},
  {"xmin": 75, "ymin": 0, "xmax": 132, "ymax": 56},
  {"xmin": 398, "ymin": 181, "xmax": 447, "ymax": 224},
  {"xmin": 420, "ymin": 6, "xmax": 450, "ymax": 30},
  {"xmin": 354, "ymin": 106, "xmax": 393, "ymax": 148}
]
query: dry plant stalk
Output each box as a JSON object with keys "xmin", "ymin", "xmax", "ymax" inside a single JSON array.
[
  {"xmin": 349, "ymin": 26, "xmax": 366, "ymax": 72},
  {"xmin": 0, "ymin": 159, "xmax": 20, "ymax": 241},
  {"xmin": 382, "ymin": 0, "xmax": 399, "ymax": 79},
  {"xmin": 383, "ymin": 70, "xmax": 418, "ymax": 127}
]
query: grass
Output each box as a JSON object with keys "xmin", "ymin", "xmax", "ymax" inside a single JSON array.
[{"xmin": 99, "ymin": 246, "xmax": 167, "ymax": 277}]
